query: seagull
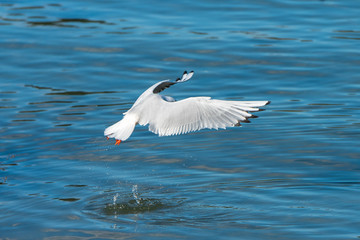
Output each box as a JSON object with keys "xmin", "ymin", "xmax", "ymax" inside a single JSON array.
[{"xmin": 104, "ymin": 71, "xmax": 270, "ymax": 145}]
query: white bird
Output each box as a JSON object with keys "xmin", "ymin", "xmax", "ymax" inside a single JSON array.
[{"xmin": 104, "ymin": 71, "xmax": 270, "ymax": 145}]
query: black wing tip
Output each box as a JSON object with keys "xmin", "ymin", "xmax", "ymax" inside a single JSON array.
[
  {"xmin": 157, "ymin": 70, "xmax": 194, "ymax": 92},
  {"xmin": 265, "ymin": 101, "xmax": 271, "ymax": 105},
  {"xmin": 234, "ymin": 122, "xmax": 242, "ymax": 127},
  {"xmin": 176, "ymin": 70, "xmax": 195, "ymax": 82},
  {"xmin": 153, "ymin": 81, "xmax": 175, "ymax": 94}
]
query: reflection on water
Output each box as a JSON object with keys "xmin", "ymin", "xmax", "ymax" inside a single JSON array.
[{"xmin": 1, "ymin": 0, "xmax": 360, "ymax": 239}]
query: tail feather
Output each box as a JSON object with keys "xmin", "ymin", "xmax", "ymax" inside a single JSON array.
[{"xmin": 104, "ymin": 114, "xmax": 137, "ymax": 141}]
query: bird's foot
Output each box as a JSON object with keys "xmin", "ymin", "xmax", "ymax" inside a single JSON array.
[{"xmin": 115, "ymin": 139, "xmax": 122, "ymax": 145}]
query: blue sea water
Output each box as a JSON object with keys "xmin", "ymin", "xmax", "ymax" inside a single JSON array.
[{"xmin": 1, "ymin": 0, "xmax": 360, "ymax": 239}]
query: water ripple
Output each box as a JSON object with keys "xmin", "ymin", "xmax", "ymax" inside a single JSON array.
[{"xmin": 1, "ymin": 0, "xmax": 360, "ymax": 239}]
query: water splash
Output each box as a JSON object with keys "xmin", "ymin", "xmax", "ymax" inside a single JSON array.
[
  {"xmin": 103, "ymin": 185, "xmax": 165, "ymax": 215},
  {"xmin": 113, "ymin": 193, "xmax": 119, "ymax": 205},
  {"xmin": 132, "ymin": 185, "xmax": 141, "ymax": 205}
]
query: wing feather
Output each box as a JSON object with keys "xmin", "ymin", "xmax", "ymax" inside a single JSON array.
[{"xmin": 137, "ymin": 96, "xmax": 269, "ymax": 136}]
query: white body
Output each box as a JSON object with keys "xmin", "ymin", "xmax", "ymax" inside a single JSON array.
[{"xmin": 104, "ymin": 72, "xmax": 269, "ymax": 142}]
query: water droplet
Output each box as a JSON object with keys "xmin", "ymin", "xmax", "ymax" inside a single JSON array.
[
  {"xmin": 113, "ymin": 193, "xmax": 119, "ymax": 205},
  {"xmin": 132, "ymin": 185, "xmax": 140, "ymax": 205}
]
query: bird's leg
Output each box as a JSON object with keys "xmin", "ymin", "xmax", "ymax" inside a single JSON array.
[
  {"xmin": 115, "ymin": 139, "xmax": 122, "ymax": 145},
  {"xmin": 106, "ymin": 136, "xmax": 109, "ymax": 140}
]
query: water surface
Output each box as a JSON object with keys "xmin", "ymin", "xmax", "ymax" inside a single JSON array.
[{"xmin": 1, "ymin": 0, "xmax": 360, "ymax": 239}]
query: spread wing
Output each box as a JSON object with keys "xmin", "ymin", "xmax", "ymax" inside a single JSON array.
[{"xmin": 138, "ymin": 96, "xmax": 270, "ymax": 136}]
